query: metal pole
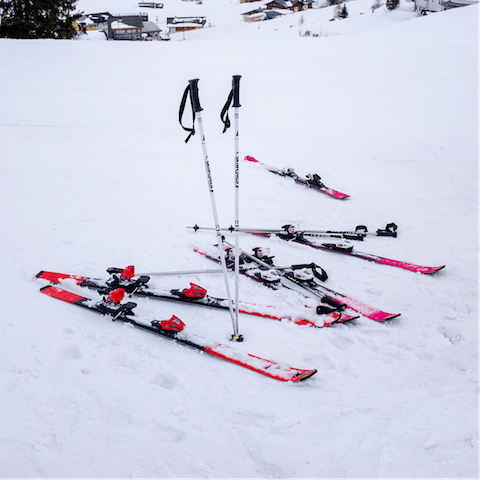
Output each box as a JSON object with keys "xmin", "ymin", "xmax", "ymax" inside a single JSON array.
[
  {"xmin": 188, "ymin": 79, "xmax": 239, "ymax": 341},
  {"xmin": 232, "ymin": 75, "xmax": 241, "ymax": 338}
]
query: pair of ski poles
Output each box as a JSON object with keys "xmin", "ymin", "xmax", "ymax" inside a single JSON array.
[{"xmin": 179, "ymin": 76, "xmax": 243, "ymax": 342}]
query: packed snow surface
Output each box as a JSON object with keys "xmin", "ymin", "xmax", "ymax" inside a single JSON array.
[{"xmin": 0, "ymin": 0, "xmax": 478, "ymax": 477}]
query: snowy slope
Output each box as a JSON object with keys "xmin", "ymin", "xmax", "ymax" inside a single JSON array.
[{"xmin": 0, "ymin": 0, "xmax": 478, "ymax": 477}]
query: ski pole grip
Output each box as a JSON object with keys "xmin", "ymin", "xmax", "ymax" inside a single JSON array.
[
  {"xmin": 188, "ymin": 78, "xmax": 203, "ymax": 113},
  {"xmin": 377, "ymin": 222, "xmax": 398, "ymax": 237},
  {"xmin": 232, "ymin": 75, "xmax": 241, "ymax": 108}
]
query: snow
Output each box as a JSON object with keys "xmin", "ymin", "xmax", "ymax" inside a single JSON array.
[{"xmin": 0, "ymin": 0, "xmax": 478, "ymax": 477}]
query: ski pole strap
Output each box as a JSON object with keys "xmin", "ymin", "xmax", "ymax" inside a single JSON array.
[
  {"xmin": 179, "ymin": 85, "xmax": 195, "ymax": 143},
  {"xmin": 179, "ymin": 79, "xmax": 203, "ymax": 143},
  {"xmin": 220, "ymin": 90, "xmax": 233, "ymax": 133},
  {"xmin": 220, "ymin": 75, "xmax": 241, "ymax": 133}
]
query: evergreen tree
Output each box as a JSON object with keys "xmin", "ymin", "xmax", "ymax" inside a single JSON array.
[
  {"xmin": 334, "ymin": 2, "xmax": 349, "ymax": 19},
  {"xmin": 339, "ymin": 3, "xmax": 349, "ymax": 18},
  {"xmin": 0, "ymin": 0, "xmax": 81, "ymax": 39},
  {"xmin": 385, "ymin": 0, "xmax": 400, "ymax": 10}
]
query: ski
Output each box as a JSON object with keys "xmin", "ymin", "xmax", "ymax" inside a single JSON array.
[
  {"xmin": 274, "ymin": 234, "xmax": 445, "ymax": 274},
  {"xmin": 189, "ymin": 223, "xmax": 443, "ymax": 274},
  {"xmin": 39, "ymin": 285, "xmax": 317, "ymax": 383},
  {"xmin": 244, "ymin": 155, "xmax": 349, "ymax": 200},
  {"xmin": 36, "ymin": 268, "xmax": 347, "ymax": 328},
  {"xmin": 194, "ymin": 245, "xmax": 397, "ymax": 321}
]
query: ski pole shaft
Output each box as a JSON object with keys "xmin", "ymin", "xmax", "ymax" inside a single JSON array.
[
  {"xmin": 188, "ymin": 223, "xmax": 397, "ymax": 239},
  {"xmin": 137, "ymin": 268, "xmax": 225, "ymax": 276},
  {"xmin": 188, "ymin": 79, "xmax": 239, "ymax": 340},
  {"xmin": 232, "ymin": 75, "xmax": 241, "ymax": 339},
  {"xmin": 223, "ymin": 240, "xmax": 338, "ymax": 306}
]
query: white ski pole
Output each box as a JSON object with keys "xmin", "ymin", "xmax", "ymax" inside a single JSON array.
[
  {"xmin": 220, "ymin": 75, "xmax": 242, "ymax": 338},
  {"xmin": 232, "ymin": 75, "xmax": 242, "ymax": 339},
  {"xmin": 188, "ymin": 79, "xmax": 242, "ymax": 342}
]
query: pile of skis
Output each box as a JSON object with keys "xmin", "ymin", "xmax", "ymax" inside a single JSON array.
[
  {"xmin": 36, "ymin": 267, "xmax": 317, "ymax": 382},
  {"xmin": 36, "ymin": 75, "xmax": 446, "ymax": 383}
]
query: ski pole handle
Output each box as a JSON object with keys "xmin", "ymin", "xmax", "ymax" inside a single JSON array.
[
  {"xmin": 232, "ymin": 75, "xmax": 241, "ymax": 108},
  {"xmin": 376, "ymin": 223, "xmax": 398, "ymax": 237},
  {"xmin": 188, "ymin": 78, "xmax": 203, "ymax": 113}
]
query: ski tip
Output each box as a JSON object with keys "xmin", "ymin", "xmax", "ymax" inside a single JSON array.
[
  {"xmin": 292, "ymin": 368, "xmax": 317, "ymax": 382},
  {"xmin": 424, "ymin": 265, "xmax": 446, "ymax": 274},
  {"xmin": 339, "ymin": 313, "xmax": 360, "ymax": 323},
  {"xmin": 385, "ymin": 313, "xmax": 402, "ymax": 321},
  {"xmin": 244, "ymin": 155, "xmax": 258, "ymax": 163}
]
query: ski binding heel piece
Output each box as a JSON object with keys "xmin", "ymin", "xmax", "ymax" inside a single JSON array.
[
  {"xmin": 152, "ymin": 315, "xmax": 186, "ymax": 333},
  {"xmin": 292, "ymin": 268, "xmax": 314, "ymax": 281},
  {"xmin": 255, "ymin": 269, "xmax": 281, "ymax": 283},
  {"xmin": 171, "ymin": 283, "xmax": 207, "ymax": 300},
  {"xmin": 106, "ymin": 288, "xmax": 126, "ymax": 304}
]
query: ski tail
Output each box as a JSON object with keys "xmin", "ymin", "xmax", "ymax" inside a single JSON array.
[
  {"xmin": 40, "ymin": 284, "xmax": 87, "ymax": 305},
  {"xmin": 37, "ymin": 270, "xmax": 86, "ymax": 285}
]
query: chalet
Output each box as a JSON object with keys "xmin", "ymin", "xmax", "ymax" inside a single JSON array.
[
  {"xmin": 110, "ymin": 19, "xmax": 142, "ymax": 40},
  {"xmin": 292, "ymin": 0, "xmax": 314, "ymax": 10},
  {"xmin": 265, "ymin": 0, "xmax": 314, "ymax": 11},
  {"xmin": 138, "ymin": 2, "xmax": 164, "ymax": 7},
  {"xmin": 414, "ymin": 0, "xmax": 476, "ymax": 10},
  {"xmin": 242, "ymin": 8, "xmax": 266, "ymax": 21},
  {"xmin": 106, "ymin": 14, "xmax": 162, "ymax": 40},
  {"xmin": 242, "ymin": 7, "xmax": 285, "ymax": 21},
  {"xmin": 265, "ymin": 0, "xmax": 293, "ymax": 8},
  {"xmin": 166, "ymin": 16, "xmax": 207, "ymax": 33},
  {"xmin": 440, "ymin": 0, "xmax": 478, "ymax": 7}
]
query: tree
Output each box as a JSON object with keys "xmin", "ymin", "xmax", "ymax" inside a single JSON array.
[
  {"xmin": 371, "ymin": 0, "xmax": 383, "ymax": 13},
  {"xmin": 0, "ymin": 0, "xmax": 81, "ymax": 39},
  {"xmin": 334, "ymin": 2, "xmax": 349, "ymax": 19},
  {"xmin": 385, "ymin": 0, "xmax": 400, "ymax": 10}
]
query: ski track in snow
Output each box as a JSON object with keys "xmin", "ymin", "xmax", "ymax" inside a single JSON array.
[{"xmin": 0, "ymin": 0, "xmax": 478, "ymax": 478}]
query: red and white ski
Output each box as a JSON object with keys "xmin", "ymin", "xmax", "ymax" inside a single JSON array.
[
  {"xmin": 193, "ymin": 245, "xmax": 398, "ymax": 321},
  {"xmin": 36, "ymin": 269, "xmax": 351, "ymax": 328},
  {"xmin": 39, "ymin": 284, "xmax": 317, "ymax": 383},
  {"xmin": 244, "ymin": 155, "xmax": 349, "ymax": 200}
]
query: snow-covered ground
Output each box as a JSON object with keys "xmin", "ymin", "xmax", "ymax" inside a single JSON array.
[{"xmin": 0, "ymin": 0, "xmax": 478, "ymax": 477}]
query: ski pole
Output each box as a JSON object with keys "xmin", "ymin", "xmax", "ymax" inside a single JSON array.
[
  {"xmin": 232, "ymin": 75, "xmax": 242, "ymax": 348},
  {"xmin": 188, "ymin": 223, "xmax": 398, "ymax": 240},
  {"xmin": 221, "ymin": 75, "xmax": 242, "ymax": 342},
  {"xmin": 137, "ymin": 268, "xmax": 226, "ymax": 276},
  {"xmin": 185, "ymin": 79, "xmax": 242, "ymax": 342}
]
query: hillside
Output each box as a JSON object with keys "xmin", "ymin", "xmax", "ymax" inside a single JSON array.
[{"xmin": 0, "ymin": 0, "xmax": 478, "ymax": 478}]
